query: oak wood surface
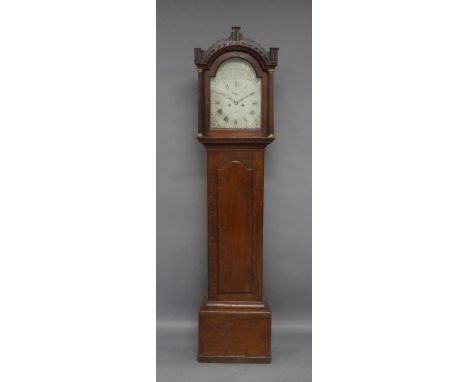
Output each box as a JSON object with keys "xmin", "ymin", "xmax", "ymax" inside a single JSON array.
[{"xmin": 218, "ymin": 161, "xmax": 253, "ymax": 294}]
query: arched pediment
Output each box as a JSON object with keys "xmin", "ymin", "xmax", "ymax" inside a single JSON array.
[{"xmin": 195, "ymin": 26, "xmax": 278, "ymax": 71}]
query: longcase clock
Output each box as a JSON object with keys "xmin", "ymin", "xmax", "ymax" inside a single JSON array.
[{"xmin": 194, "ymin": 26, "xmax": 278, "ymax": 363}]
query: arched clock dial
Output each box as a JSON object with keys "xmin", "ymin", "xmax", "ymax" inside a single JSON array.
[{"xmin": 210, "ymin": 58, "xmax": 261, "ymax": 129}]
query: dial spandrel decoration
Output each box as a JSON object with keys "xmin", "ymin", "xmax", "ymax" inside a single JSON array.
[{"xmin": 210, "ymin": 58, "xmax": 261, "ymax": 129}]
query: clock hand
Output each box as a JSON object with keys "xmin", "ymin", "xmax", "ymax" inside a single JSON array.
[
  {"xmin": 236, "ymin": 91, "xmax": 256, "ymax": 104},
  {"xmin": 213, "ymin": 90, "xmax": 237, "ymax": 104},
  {"xmin": 212, "ymin": 90, "xmax": 229, "ymax": 97}
]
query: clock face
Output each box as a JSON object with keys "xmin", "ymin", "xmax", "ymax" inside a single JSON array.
[{"xmin": 210, "ymin": 58, "xmax": 261, "ymax": 129}]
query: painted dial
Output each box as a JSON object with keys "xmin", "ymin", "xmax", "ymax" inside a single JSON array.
[{"xmin": 210, "ymin": 58, "xmax": 261, "ymax": 129}]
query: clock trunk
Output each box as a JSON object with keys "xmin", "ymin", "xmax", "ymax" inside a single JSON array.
[{"xmin": 198, "ymin": 147, "xmax": 271, "ymax": 363}]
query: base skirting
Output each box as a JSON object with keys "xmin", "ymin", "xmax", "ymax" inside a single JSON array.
[
  {"xmin": 198, "ymin": 355, "xmax": 271, "ymax": 363},
  {"xmin": 198, "ymin": 298, "xmax": 271, "ymax": 364}
]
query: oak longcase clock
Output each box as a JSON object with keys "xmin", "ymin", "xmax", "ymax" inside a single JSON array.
[{"xmin": 195, "ymin": 26, "xmax": 278, "ymax": 363}]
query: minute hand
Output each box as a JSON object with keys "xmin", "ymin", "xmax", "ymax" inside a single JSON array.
[{"xmin": 236, "ymin": 92, "xmax": 256, "ymax": 103}]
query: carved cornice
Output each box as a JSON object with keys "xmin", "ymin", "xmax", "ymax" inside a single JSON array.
[{"xmin": 195, "ymin": 26, "xmax": 278, "ymax": 70}]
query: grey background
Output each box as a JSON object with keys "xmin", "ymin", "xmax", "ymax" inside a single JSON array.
[{"xmin": 157, "ymin": 0, "xmax": 311, "ymax": 380}]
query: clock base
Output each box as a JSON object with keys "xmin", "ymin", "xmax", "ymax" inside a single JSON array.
[
  {"xmin": 197, "ymin": 355, "xmax": 271, "ymax": 364},
  {"xmin": 198, "ymin": 298, "xmax": 272, "ymax": 363}
]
